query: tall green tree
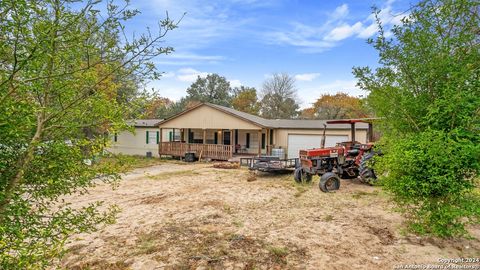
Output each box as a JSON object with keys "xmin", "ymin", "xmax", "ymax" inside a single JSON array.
[
  {"xmin": 186, "ymin": 73, "xmax": 232, "ymax": 106},
  {"xmin": 354, "ymin": 0, "xmax": 480, "ymax": 237},
  {"xmin": 260, "ymin": 73, "xmax": 299, "ymax": 119},
  {"xmin": 0, "ymin": 0, "xmax": 177, "ymax": 267},
  {"xmin": 231, "ymin": 86, "xmax": 260, "ymax": 115}
]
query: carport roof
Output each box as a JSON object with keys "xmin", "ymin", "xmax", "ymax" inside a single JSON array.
[{"xmin": 159, "ymin": 103, "xmax": 368, "ymax": 130}]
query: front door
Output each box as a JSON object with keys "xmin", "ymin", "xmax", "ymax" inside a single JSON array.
[{"xmin": 223, "ymin": 130, "xmax": 231, "ymax": 145}]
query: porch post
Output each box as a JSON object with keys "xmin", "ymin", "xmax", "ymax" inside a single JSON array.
[
  {"xmin": 159, "ymin": 128, "xmax": 163, "ymax": 157},
  {"xmin": 230, "ymin": 129, "xmax": 234, "ymax": 157},
  {"xmin": 266, "ymin": 128, "xmax": 270, "ymax": 155},
  {"xmin": 257, "ymin": 129, "xmax": 262, "ymax": 156},
  {"xmin": 203, "ymin": 129, "xmax": 206, "ymax": 144}
]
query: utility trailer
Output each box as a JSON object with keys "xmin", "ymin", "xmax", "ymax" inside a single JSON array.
[{"xmin": 240, "ymin": 156, "xmax": 298, "ymax": 172}]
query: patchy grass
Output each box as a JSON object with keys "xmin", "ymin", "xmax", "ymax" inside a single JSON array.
[
  {"xmin": 146, "ymin": 169, "xmax": 199, "ymax": 180},
  {"xmin": 132, "ymin": 220, "xmax": 308, "ymax": 269},
  {"xmin": 135, "ymin": 231, "xmax": 162, "ymax": 255},
  {"xmin": 352, "ymin": 190, "xmax": 379, "ymax": 199},
  {"xmin": 97, "ymin": 154, "xmax": 164, "ymax": 172},
  {"xmin": 323, "ymin": 214, "xmax": 334, "ymax": 222},
  {"xmin": 71, "ymin": 260, "xmax": 131, "ymax": 270},
  {"xmin": 267, "ymin": 245, "xmax": 289, "ymax": 264}
]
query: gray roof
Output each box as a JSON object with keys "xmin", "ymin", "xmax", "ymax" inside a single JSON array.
[
  {"xmin": 207, "ymin": 103, "xmax": 368, "ymax": 130},
  {"xmin": 129, "ymin": 119, "xmax": 163, "ymax": 127}
]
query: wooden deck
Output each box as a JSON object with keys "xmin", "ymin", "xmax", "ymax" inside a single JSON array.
[{"xmin": 160, "ymin": 142, "xmax": 234, "ymax": 161}]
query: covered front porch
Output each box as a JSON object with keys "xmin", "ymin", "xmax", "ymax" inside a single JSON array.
[{"xmin": 159, "ymin": 128, "xmax": 274, "ymax": 161}]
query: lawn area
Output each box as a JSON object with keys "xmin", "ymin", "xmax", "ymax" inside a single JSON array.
[{"xmin": 58, "ymin": 161, "xmax": 480, "ymax": 270}]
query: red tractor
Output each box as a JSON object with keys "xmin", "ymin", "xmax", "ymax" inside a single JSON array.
[{"xmin": 293, "ymin": 119, "xmax": 379, "ymax": 192}]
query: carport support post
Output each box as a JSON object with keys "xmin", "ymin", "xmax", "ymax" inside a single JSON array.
[
  {"xmin": 368, "ymin": 123, "xmax": 373, "ymax": 142},
  {"xmin": 351, "ymin": 123, "xmax": 356, "ymax": 142},
  {"xmin": 257, "ymin": 130, "xmax": 262, "ymax": 156}
]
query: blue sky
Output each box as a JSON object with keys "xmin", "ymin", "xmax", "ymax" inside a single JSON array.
[{"xmin": 126, "ymin": 0, "xmax": 413, "ymax": 108}]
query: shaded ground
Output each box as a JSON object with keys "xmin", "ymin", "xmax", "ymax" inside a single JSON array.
[{"xmin": 58, "ymin": 162, "xmax": 480, "ymax": 270}]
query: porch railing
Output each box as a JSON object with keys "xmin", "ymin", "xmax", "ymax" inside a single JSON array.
[{"xmin": 160, "ymin": 142, "xmax": 234, "ymax": 161}]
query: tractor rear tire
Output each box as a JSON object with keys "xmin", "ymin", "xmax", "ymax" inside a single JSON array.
[
  {"xmin": 319, "ymin": 172, "xmax": 340, "ymax": 192},
  {"xmin": 359, "ymin": 151, "xmax": 377, "ymax": 185}
]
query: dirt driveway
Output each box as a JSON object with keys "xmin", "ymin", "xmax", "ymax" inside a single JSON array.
[{"xmin": 59, "ymin": 162, "xmax": 480, "ymax": 270}]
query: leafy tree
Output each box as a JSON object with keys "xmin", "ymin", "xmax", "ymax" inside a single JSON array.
[
  {"xmin": 0, "ymin": 0, "xmax": 177, "ymax": 267},
  {"xmin": 354, "ymin": 0, "xmax": 480, "ymax": 237},
  {"xmin": 186, "ymin": 73, "xmax": 232, "ymax": 106},
  {"xmin": 231, "ymin": 86, "xmax": 260, "ymax": 115},
  {"xmin": 142, "ymin": 95, "xmax": 174, "ymax": 119},
  {"xmin": 260, "ymin": 73, "xmax": 299, "ymax": 119},
  {"xmin": 304, "ymin": 92, "xmax": 370, "ymax": 119}
]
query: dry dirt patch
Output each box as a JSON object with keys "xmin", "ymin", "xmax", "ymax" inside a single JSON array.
[{"xmin": 58, "ymin": 162, "xmax": 480, "ymax": 270}]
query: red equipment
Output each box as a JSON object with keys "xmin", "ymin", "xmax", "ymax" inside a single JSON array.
[{"xmin": 294, "ymin": 119, "xmax": 378, "ymax": 192}]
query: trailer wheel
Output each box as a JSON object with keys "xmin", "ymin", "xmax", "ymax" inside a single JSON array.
[
  {"xmin": 319, "ymin": 172, "xmax": 340, "ymax": 192},
  {"xmin": 294, "ymin": 168, "xmax": 302, "ymax": 183}
]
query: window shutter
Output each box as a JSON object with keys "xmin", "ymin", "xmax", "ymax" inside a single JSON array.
[
  {"xmin": 169, "ymin": 131, "xmax": 173, "ymax": 141},
  {"xmin": 262, "ymin": 133, "xmax": 266, "ymax": 149},
  {"xmin": 156, "ymin": 131, "xmax": 159, "ymax": 144},
  {"xmin": 146, "ymin": 131, "xmax": 149, "ymax": 144},
  {"xmin": 246, "ymin": 133, "xmax": 250, "ymax": 148}
]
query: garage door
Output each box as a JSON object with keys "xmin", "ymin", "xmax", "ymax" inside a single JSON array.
[{"xmin": 287, "ymin": 134, "xmax": 349, "ymax": 159}]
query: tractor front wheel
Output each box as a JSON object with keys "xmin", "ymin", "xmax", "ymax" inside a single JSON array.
[
  {"xmin": 319, "ymin": 172, "xmax": 340, "ymax": 192},
  {"xmin": 294, "ymin": 168, "xmax": 312, "ymax": 183},
  {"xmin": 294, "ymin": 168, "xmax": 302, "ymax": 183}
]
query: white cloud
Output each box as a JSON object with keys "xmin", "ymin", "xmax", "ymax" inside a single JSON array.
[
  {"xmin": 229, "ymin": 79, "xmax": 242, "ymax": 88},
  {"xmin": 176, "ymin": 68, "xmax": 210, "ymax": 82},
  {"xmin": 324, "ymin": 22, "xmax": 364, "ymax": 41},
  {"xmin": 295, "ymin": 73, "xmax": 320, "ymax": 81},
  {"xmin": 331, "ymin": 4, "xmax": 349, "ymax": 20},
  {"xmin": 267, "ymin": 1, "xmax": 408, "ymax": 53},
  {"xmin": 160, "ymin": 71, "xmax": 175, "ymax": 78}
]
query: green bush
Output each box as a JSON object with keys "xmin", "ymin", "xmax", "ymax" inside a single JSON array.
[
  {"xmin": 376, "ymin": 130, "xmax": 480, "ymax": 237},
  {"xmin": 354, "ymin": 0, "xmax": 480, "ymax": 237}
]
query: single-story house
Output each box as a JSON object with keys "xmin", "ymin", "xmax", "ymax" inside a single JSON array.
[
  {"xmin": 108, "ymin": 119, "xmax": 169, "ymax": 157},
  {"xmin": 158, "ymin": 103, "xmax": 372, "ymax": 160}
]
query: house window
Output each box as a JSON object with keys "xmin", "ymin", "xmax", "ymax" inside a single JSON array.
[
  {"xmin": 262, "ymin": 133, "xmax": 266, "ymax": 149},
  {"xmin": 246, "ymin": 133, "xmax": 250, "ymax": 148},
  {"xmin": 147, "ymin": 131, "xmax": 157, "ymax": 145}
]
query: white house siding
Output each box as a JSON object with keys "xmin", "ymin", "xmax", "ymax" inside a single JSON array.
[{"xmin": 108, "ymin": 127, "xmax": 169, "ymax": 157}]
